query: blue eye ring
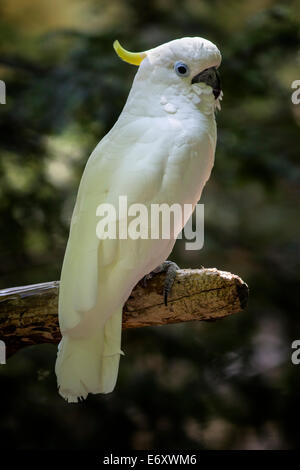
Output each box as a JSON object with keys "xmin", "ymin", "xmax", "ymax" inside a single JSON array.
[{"xmin": 174, "ymin": 61, "xmax": 190, "ymax": 77}]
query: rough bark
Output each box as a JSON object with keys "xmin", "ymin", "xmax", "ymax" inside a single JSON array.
[{"xmin": 0, "ymin": 268, "xmax": 248, "ymax": 357}]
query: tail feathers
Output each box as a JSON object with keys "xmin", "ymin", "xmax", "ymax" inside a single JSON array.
[
  {"xmin": 101, "ymin": 308, "xmax": 124, "ymax": 394},
  {"xmin": 55, "ymin": 308, "xmax": 123, "ymax": 403},
  {"xmin": 55, "ymin": 331, "xmax": 104, "ymax": 403}
]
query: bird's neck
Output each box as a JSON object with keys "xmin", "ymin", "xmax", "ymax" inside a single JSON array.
[{"xmin": 123, "ymin": 81, "xmax": 218, "ymax": 122}]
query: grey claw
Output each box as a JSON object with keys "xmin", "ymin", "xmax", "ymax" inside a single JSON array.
[
  {"xmin": 141, "ymin": 261, "xmax": 179, "ymax": 306},
  {"xmin": 142, "ymin": 273, "xmax": 152, "ymax": 287},
  {"xmin": 162, "ymin": 261, "xmax": 179, "ymax": 306}
]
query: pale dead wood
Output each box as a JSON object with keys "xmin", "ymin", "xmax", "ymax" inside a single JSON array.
[{"xmin": 0, "ymin": 268, "xmax": 248, "ymax": 357}]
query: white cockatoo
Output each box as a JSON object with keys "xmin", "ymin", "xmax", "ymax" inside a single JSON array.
[{"xmin": 55, "ymin": 37, "xmax": 222, "ymax": 402}]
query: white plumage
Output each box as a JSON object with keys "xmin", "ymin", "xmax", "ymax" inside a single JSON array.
[{"xmin": 55, "ymin": 37, "xmax": 222, "ymax": 402}]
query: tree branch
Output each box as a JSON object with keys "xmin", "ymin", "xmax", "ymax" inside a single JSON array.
[{"xmin": 0, "ymin": 268, "xmax": 248, "ymax": 357}]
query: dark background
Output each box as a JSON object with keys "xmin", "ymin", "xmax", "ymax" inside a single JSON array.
[{"xmin": 0, "ymin": 0, "xmax": 299, "ymax": 449}]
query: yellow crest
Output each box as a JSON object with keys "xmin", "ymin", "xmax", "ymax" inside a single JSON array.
[{"xmin": 113, "ymin": 40, "xmax": 146, "ymax": 66}]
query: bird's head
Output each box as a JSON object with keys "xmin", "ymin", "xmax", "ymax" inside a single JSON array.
[{"xmin": 113, "ymin": 37, "xmax": 222, "ymax": 112}]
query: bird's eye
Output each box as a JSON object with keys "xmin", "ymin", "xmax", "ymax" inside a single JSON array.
[{"xmin": 174, "ymin": 61, "xmax": 190, "ymax": 77}]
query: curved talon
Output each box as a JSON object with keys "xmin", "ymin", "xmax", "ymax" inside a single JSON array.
[
  {"xmin": 162, "ymin": 261, "xmax": 179, "ymax": 306},
  {"xmin": 141, "ymin": 261, "xmax": 179, "ymax": 305},
  {"xmin": 142, "ymin": 273, "xmax": 153, "ymax": 287}
]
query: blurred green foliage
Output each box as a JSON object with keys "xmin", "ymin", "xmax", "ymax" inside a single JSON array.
[{"xmin": 0, "ymin": 0, "xmax": 300, "ymax": 450}]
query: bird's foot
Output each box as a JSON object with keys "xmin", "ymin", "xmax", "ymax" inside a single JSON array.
[{"xmin": 142, "ymin": 261, "xmax": 179, "ymax": 306}]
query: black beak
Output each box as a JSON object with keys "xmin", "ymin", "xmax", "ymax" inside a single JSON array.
[{"xmin": 191, "ymin": 66, "xmax": 221, "ymax": 99}]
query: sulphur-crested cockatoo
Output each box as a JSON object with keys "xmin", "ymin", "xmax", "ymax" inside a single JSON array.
[{"xmin": 55, "ymin": 37, "xmax": 222, "ymax": 402}]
